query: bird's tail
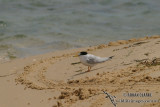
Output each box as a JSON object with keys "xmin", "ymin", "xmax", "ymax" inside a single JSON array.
[
  {"xmin": 109, "ymin": 56, "xmax": 114, "ymax": 59},
  {"xmin": 104, "ymin": 56, "xmax": 114, "ymax": 62},
  {"xmin": 99, "ymin": 56, "xmax": 114, "ymax": 63}
]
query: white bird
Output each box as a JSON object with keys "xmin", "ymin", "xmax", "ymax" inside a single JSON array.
[{"xmin": 78, "ymin": 51, "xmax": 114, "ymax": 72}]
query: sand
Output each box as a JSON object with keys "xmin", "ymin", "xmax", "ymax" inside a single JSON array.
[{"xmin": 0, "ymin": 35, "xmax": 160, "ymax": 107}]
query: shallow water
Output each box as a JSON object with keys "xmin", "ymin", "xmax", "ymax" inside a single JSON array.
[{"xmin": 0, "ymin": 0, "xmax": 160, "ymax": 61}]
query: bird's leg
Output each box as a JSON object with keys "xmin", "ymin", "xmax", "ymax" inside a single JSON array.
[
  {"xmin": 87, "ymin": 66, "xmax": 91, "ymax": 72},
  {"xmin": 87, "ymin": 66, "xmax": 90, "ymax": 72}
]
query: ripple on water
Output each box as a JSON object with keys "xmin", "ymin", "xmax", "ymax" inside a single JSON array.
[
  {"xmin": 0, "ymin": 21, "xmax": 7, "ymax": 28},
  {"xmin": 0, "ymin": 44, "xmax": 17, "ymax": 63}
]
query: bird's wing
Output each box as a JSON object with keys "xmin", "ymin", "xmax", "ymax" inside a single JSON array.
[
  {"xmin": 87, "ymin": 55, "xmax": 114, "ymax": 64},
  {"xmin": 86, "ymin": 55, "xmax": 99, "ymax": 64}
]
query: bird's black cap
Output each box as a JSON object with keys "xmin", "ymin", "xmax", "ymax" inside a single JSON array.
[{"xmin": 79, "ymin": 51, "xmax": 88, "ymax": 56}]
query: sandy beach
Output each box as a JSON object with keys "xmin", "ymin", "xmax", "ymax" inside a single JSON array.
[{"xmin": 0, "ymin": 35, "xmax": 160, "ymax": 107}]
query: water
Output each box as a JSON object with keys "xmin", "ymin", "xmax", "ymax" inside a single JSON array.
[{"xmin": 0, "ymin": 0, "xmax": 160, "ymax": 61}]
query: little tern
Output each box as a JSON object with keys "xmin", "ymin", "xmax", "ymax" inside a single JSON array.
[{"xmin": 78, "ymin": 51, "xmax": 114, "ymax": 72}]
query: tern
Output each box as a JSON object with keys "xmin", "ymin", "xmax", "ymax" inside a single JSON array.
[{"xmin": 78, "ymin": 51, "xmax": 114, "ymax": 72}]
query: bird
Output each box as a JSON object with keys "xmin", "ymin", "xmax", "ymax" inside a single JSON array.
[{"xmin": 78, "ymin": 51, "xmax": 114, "ymax": 72}]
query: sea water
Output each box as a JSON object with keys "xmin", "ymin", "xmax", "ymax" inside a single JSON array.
[{"xmin": 0, "ymin": 0, "xmax": 160, "ymax": 61}]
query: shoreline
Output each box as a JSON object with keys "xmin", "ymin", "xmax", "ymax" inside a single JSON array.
[
  {"xmin": 1, "ymin": 35, "xmax": 160, "ymax": 64},
  {"xmin": 0, "ymin": 35, "xmax": 160, "ymax": 107}
]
